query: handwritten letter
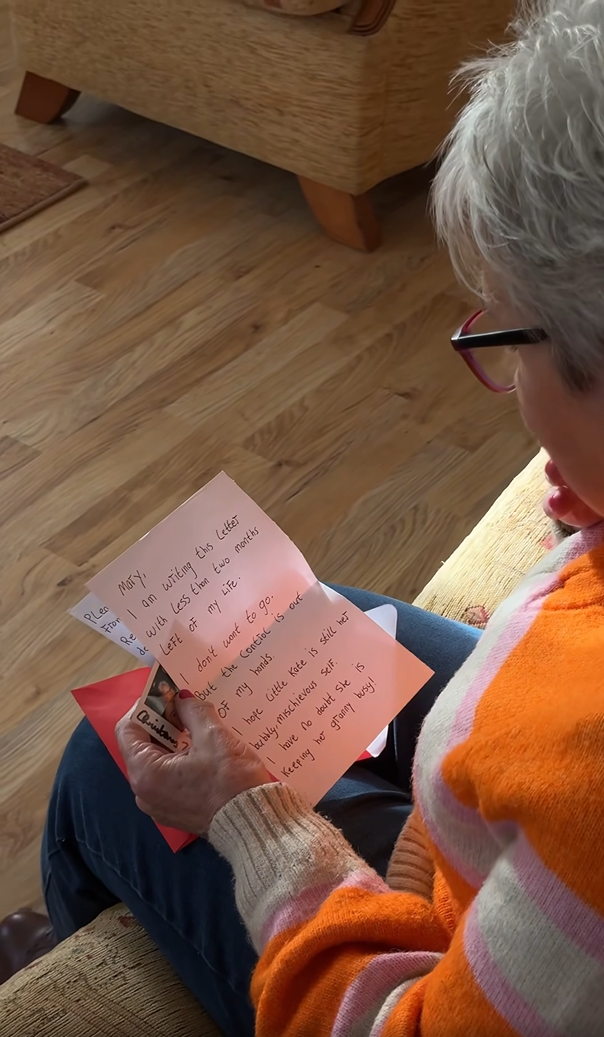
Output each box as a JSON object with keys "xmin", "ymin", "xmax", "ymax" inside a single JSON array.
[{"xmin": 89, "ymin": 473, "xmax": 432, "ymax": 804}]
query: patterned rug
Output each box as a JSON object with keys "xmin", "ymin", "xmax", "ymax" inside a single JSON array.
[{"xmin": 0, "ymin": 143, "xmax": 85, "ymax": 234}]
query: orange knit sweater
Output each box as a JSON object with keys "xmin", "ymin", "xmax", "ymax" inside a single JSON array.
[{"xmin": 210, "ymin": 525, "xmax": 604, "ymax": 1036}]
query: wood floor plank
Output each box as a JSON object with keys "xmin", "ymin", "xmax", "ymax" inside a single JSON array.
[
  {"xmin": 167, "ymin": 303, "xmax": 348, "ymax": 428},
  {"xmin": 0, "ymin": 8, "xmax": 536, "ymax": 917},
  {"xmin": 0, "ymin": 548, "xmax": 82, "ymax": 627},
  {"xmin": 299, "ymin": 439, "xmax": 468, "ymax": 580}
]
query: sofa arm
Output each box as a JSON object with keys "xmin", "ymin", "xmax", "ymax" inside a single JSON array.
[
  {"xmin": 0, "ymin": 905, "xmax": 222, "ymax": 1037},
  {"xmin": 413, "ymin": 452, "xmax": 550, "ymax": 626}
]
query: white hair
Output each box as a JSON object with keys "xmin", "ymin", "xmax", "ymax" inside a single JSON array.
[{"xmin": 431, "ymin": 0, "xmax": 604, "ymax": 388}]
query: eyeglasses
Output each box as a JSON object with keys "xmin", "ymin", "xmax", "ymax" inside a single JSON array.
[{"xmin": 451, "ymin": 310, "xmax": 548, "ymax": 393}]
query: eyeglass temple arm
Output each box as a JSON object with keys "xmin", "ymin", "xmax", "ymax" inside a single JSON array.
[{"xmin": 451, "ymin": 327, "xmax": 548, "ymax": 351}]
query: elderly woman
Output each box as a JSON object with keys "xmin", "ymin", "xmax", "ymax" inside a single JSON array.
[{"xmin": 30, "ymin": 1, "xmax": 604, "ymax": 1034}]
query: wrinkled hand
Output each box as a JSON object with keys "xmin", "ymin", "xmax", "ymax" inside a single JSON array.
[
  {"xmin": 542, "ymin": 458, "xmax": 601, "ymax": 529},
  {"xmin": 116, "ymin": 691, "xmax": 271, "ymax": 835}
]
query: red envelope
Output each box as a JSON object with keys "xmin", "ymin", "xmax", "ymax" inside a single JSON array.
[
  {"xmin": 72, "ymin": 668, "xmax": 384, "ymax": 852},
  {"xmin": 72, "ymin": 669, "xmax": 196, "ymax": 852}
]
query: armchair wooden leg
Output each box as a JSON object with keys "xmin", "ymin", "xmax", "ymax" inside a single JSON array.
[
  {"xmin": 15, "ymin": 72, "xmax": 80, "ymax": 124},
  {"xmin": 298, "ymin": 176, "xmax": 381, "ymax": 252}
]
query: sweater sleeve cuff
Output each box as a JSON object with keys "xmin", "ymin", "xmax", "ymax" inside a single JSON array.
[{"xmin": 209, "ymin": 783, "xmax": 379, "ymax": 949}]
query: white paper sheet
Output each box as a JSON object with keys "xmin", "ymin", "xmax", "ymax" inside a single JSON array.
[{"xmin": 69, "ymin": 592, "xmax": 154, "ymax": 665}]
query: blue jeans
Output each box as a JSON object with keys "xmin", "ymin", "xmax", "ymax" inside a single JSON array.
[{"xmin": 43, "ymin": 588, "xmax": 480, "ymax": 1037}]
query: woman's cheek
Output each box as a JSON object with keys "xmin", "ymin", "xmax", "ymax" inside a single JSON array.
[
  {"xmin": 513, "ymin": 368, "xmax": 539, "ymax": 440},
  {"xmin": 515, "ymin": 359, "xmax": 565, "ymax": 459}
]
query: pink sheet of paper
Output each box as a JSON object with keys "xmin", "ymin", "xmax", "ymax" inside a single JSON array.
[
  {"xmin": 89, "ymin": 473, "xmax": 433, "ymax": 805},
  {"xmin": 72, "ymin": 669, "xmax": 195, "ymax": 851},
  {"xmin": 69, "ymin": 603, "xmax": 392, "ymax": 851}
]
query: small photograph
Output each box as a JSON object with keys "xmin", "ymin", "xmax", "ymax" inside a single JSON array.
[{"xmin": 143, "ymin": 664, "xmax": 185, "ymax": 732}]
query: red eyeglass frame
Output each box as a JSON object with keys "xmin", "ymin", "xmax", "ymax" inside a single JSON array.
[{"xmin": 451, "ymin": 310, "xmax": 548, "ymax": 393}]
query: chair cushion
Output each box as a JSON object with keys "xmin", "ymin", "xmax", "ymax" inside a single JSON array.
[
  {"xmin": 0, "ymin": 906, "xmax": 218, "ymax": 1037},
  {"xmin": 413, "ymin": 452, "xmax": 551, "ymax": 626}
]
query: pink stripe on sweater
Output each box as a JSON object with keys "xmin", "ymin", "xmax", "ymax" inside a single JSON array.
[
  {"xmin": 413, "ymin": 524, "xmax": 604, "ymax": 887},
  {"xmin": 444, "ymin": 578, "xmax": 559, "ymax": 748},
  {"xmin": 464, "ymin": 907, "xmax": 557, "ymax": 1037},
  {"xmin": 431, "ymin": 525, "xmax": 603, "ymax": 796},
  {"xmin": 512, "ymin": 836, "xmax": 604, "ymax": 965},
  {"xmin": 260, "ymin": 869, "xmax": 388, "ymax": 948},
  {"xmin": 330, "ymin": 951, "xmax": 442, "ymax": 1037},
  {"xmin": 416, "ymin": 574, "xmax": 559, "ymax": 888},
  {"xmin": 418, "ymin": 527, "xmax": 604, "ymax": 887},
  {"xmin": 440, "ymin": 524, "xmax": 600, "ymax": 756}
]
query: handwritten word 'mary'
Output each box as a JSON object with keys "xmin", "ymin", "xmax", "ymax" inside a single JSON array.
[{"xmin": 118, "ymin": 570, "xmax": 147, "ymax": 596}]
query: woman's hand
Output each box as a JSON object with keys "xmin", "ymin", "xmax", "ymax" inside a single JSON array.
[
  {"xmin": 115, "ymin": 691, "xmax": 271, "ymax": 835},
  {"xmin": 543, "ymin": 458, "xmax": 601, "ymax": 529}
]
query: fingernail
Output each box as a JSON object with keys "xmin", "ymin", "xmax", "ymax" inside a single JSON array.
[{"xmin": 178, "ymin": 689, "xmax": 195, "ymax": 699}]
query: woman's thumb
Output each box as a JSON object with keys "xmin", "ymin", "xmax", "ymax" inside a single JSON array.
[{"xmin": 174, "ymin": 689, "xmax": 219, "ymax": 739}]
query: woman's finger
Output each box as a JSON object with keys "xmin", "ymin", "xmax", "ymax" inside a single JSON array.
[
  {"xmin": 134, "ymin": 795, "xmax": 155, "ymax": 817},
  {"xmin": 174, "ymin": 692, "xmax": 241, "ymax": 751},
  {"xmin": 116, "ymin": 715, "xmax": 169, "ymax": 775},
  {"xmin": 543, "ymin": 486, "xmax": 601, "ymax": 528}
]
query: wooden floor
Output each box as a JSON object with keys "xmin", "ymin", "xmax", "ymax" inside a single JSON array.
[{"xmin": 0, "ymin": 9, "xmax": 535, "ymax": 918}]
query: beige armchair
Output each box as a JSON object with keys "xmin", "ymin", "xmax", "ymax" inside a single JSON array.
[{"xmin": 12, "ymin": 0, "xmax": 514, "ymax": 249}]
